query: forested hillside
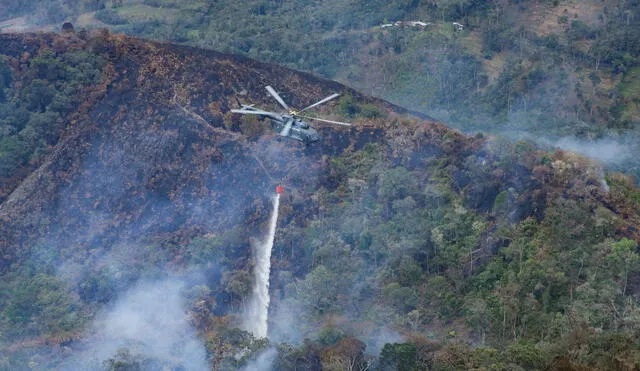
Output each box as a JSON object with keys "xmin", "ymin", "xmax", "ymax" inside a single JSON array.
[
  {"xmin": 2, "ymin": 0, "xmax": 639, "ymax": 175},
  {"xmin": 2, "ymin": 1, "xmax": 640, "ymax": 369},
  {"xmin": 0, "ymin": 30, "xmax": 639, "ymax": 370}
]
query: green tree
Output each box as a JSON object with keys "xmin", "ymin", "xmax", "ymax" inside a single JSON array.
[
  {"xmin": 103, "ymin": 348, "xmax": 147, "ymax": 371},
  {"xmin": 607, "ymin": 238, "xmax": 640, "ymax": 296},
  {"xmin": 295, "ymin": 265, "xmax": 343, "ymax": 315},
  {"xmin": 3, "ymin": 273, "xmax": 79, "ymax": 337},
  {"xmin": 378, "ymin": 342, "xmax": 418, "ymax": 371}
]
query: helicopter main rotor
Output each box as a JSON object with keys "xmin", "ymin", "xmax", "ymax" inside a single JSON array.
[
  {"xmin": 263, "ymin": 86, "xmax": 350, "ymax": 125},
  {"xmin": 265, "ymin": 85, "xmax": 291, "ymax": 112},
  {"xmin": 231, "ymin": 85, "xmax": 351, "ymax": 141}
]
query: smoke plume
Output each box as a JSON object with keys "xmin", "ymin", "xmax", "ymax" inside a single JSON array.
[{"xmin": 60, "ymin": 278, "xmax": 209, "ymax": 370}]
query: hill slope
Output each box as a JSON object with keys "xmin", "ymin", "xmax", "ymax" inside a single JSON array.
[
  {"xmin": 0, "ymin": 31, "xmax": 640, "ymax": 370},
  {"xmin": 3, "ymin": 0, "xmax": 639, "ymax": 173}
]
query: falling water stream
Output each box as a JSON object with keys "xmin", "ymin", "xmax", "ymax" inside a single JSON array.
[{"xmin": 243, "ymin": 194, "xmax": 280, "ymax": 338}]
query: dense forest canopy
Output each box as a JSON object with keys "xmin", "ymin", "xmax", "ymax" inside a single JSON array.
[{"xmin": 0, "ymin": 1, "xmax": 640, "ymax": 370}]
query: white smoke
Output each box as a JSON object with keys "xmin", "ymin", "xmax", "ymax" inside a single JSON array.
[
  {"xmin": 243, "ymin": 194, "xmax": 280, "ymax": 338},
  {"xmin": 241, "ymin": 347, "xmax": 277, "ymax": 371},
  {"xmin": 552, "ymin": 137, "xmax": 633, "ymax": 164},
  {"xmin": 366, "ymin": 326, "xmax": 404, "ymax": 355},
  {"xmin": 502, "ymin": 131, "xmax": 634, "ymax": 165},
  {"xmin": 60, "ymin": 278, "xmax": 209, "ymax": 370},
  {"xmin": 267, "ymin": 295, "xmax": 306, "ymax": 345}
]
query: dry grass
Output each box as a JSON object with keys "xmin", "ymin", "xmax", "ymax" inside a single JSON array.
[
  {"xmin": 461, "ymin": 31, "xmax": 507, "ymax": 85},
  {"xmin": 526, "ymin": 0, "xmax": 606, "ymax": 37}
]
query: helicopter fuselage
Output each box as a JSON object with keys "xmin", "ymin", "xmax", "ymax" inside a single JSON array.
[
  {"xmin": 270, "ymin": 115, "xmax": 320, "ymax": 143},
  {"xmin": 236, "ymin": 105, "xmax": 320, "ymax": 143}
]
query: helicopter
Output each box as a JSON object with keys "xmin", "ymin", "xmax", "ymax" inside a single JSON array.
[{"xmin": 231, "ymin": 85, "xmax": 351, "ymax": 144}]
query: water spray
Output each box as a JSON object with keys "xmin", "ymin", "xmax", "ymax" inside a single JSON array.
[{"xmin": 243, "ymin": 186, "xmax": 282, "ymax": 338}]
